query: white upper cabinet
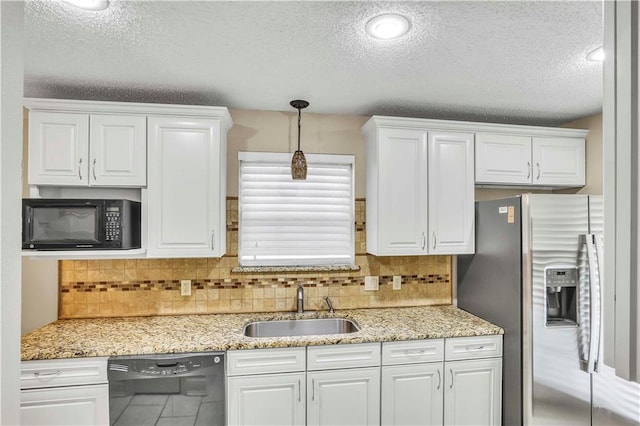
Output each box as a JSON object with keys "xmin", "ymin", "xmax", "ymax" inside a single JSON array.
[
  {"xmin": 28, "ymin": 111, "xmax": 90, "ymax": 186},
  {"xmin": 475, "ymin": 133, "xmax": 531, "ymax": 184},
  {"xmin": 428, "ymin": 132, "xmax": 475, "ymax": 254},
  {"xmin": 365, "ymin": 127, "xmax": 428, "ymax": 255},
  {"xmin": 89, "ymin": 114, "xmax": 147, "ymax": 186},
  {"xmin": 532, "ymin": 136, "xmax": 585, "ymax": 186},
  {"xmin": 362, "ymin": 117, "xmax": 474, "ymax": 256},
  {"xmin": 146, "ymin": 116, "xmax": 228, "ymax": 258},
  {"xmin": 28, "ymin": 110, "xmax": 146, "ymax": 187},
  {"xmin": 476, "ymin": 131, "xmax": 586, "ymax": 187}
]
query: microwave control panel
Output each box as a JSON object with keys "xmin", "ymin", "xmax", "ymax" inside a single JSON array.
[{"xmin": 105, "ymin": 206, "xmax": 121, "ymax": 241}]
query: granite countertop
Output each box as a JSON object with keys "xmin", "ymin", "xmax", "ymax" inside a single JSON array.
[{"xmin": 21, "ymin": 305, "xmax": 503, "ymax": 361}]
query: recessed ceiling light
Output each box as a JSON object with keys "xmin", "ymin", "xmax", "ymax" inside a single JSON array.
[
  {"xmin": 366, "ymin": 14, "xmax": 410, "ymax": 40},
  {"xmin": 61, "ymin": 0, "xmax": 109, "ymax": 11},
  {"xmin": 587, "ymin": 46, "xmax": 604, "ymax": 62}
]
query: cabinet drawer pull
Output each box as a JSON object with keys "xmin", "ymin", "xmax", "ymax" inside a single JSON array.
[
  {"xmin": 34, "ymin": 370, "xmax": 62, "ymax": 379},
  {"xmin": 527, "ymin": 161, "xmax": 531, "ymax": 179},
  {"xmin": 437, "ymin": 369, "xmax": 441, "ymax": 390},
  {"xmin": 467, "ymin": 345, "xmax": 486, "ymax": 351},
  {"xmin": 536, "ymin": 162, "xmax": 541, "ymax": 180},
  {"xmin": 78, "ymin": 158, "xmax": 83, "ymax": 180},
  {"xmin": 92, "ymin": 158, "xmax": 97, "ymax": 180},
  {"xmin": 405, "ymin": 349, "xmax": 426, "ymax": 356}
]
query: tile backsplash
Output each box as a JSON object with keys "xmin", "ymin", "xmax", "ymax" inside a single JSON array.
[{"xmin": 59, "ymin": 199, "xmax": 452, "ymax": 318}]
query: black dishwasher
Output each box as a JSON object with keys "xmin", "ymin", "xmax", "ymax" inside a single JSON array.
[{"xmin": 108, "ymin": 352, "xmax": 224, "ymax": 426}]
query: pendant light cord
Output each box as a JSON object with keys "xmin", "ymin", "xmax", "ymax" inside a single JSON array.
[{"xmin": 297, "ymin": 107, "xmax": 301, "ymax": 151}]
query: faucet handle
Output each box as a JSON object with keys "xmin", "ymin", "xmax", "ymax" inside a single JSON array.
[{"xmin": 324, "ymin": 296, "xmax": 335, "ymax": 314}]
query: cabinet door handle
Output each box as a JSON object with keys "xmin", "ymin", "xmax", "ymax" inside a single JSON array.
[
  {"xmin": 450, "ymin": 369, "xmax": 454, "ymax": 389},
  {"xmin": 298, "ymin": 379, "xmax": 301, "ymax": 402},
  {"xmin": 78, "ymin": 158, "xmax": 83, "ymax": 180},
  {"xmin": 432, "ymin": 232, "xmax": 437, "ymax": 250},
  {"xmin": 92, "ymin": 158, "xmax": 97, "ymax": 181},
  {"xmin": 527, "ymin": 161, "xmax": 531, "ymax": 179},
  {"xmin": 536, "ymin": 162, "xmax": 541, "ymax": 180},
  {"xmin": 421, "ymin": 232, "xmax": 426, "ymax": 250},
  {"xmin": 437, "ymin": 369, "xmax": 441, "ymax": 390},
  {"xmin": 311, "ymin": 378, "xmax": 315, "ymax": 401},
  {"xmin": 211, "ymin": 230, "xmax": 215, "ymax": 251}
]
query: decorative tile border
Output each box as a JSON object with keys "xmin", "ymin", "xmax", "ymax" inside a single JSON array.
[{"xmin": 61, "ymin": 274, "xmax": 451, "ymax": 293}]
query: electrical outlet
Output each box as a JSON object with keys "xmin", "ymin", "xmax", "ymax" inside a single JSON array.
[
  {"xmin": 392, "ymin": 275, "xmax": 402, "ymax": 290},
  {"xmin": 180, "ymin": 280, "xmax": 192, "ymax": 296},
  {"xmin": 364, "ymin": 276, "xmax": 379, "ymax": 291}
]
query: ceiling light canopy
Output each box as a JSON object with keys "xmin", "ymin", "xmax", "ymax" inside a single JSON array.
[
  {"xmin": 366, "ymin": 14, "xmax": 410, "ymax": 40},
  {"xmin": 587, "ymin": 46, "xmax": 604, "ymax": 62},
  {"xmin": 61, "ymin": 0, "xmax": 109, "ymax": 11}
]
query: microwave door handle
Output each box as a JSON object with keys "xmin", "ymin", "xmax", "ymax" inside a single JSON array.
[{"xmin": 585, "ymin": 234, "xmax": 600, "ymax": 373}]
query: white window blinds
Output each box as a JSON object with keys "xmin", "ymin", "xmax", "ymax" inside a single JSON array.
[{"xmin": 238, "ymin": 152, "xmax": 355, "ymax": 267}]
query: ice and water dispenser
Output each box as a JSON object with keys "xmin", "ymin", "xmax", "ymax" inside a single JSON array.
[{"xmin": 544, "ymin": 267, "xmax": 578, "ymax": 326}]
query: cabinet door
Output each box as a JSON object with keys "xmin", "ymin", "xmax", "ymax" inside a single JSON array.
[
  {"xmin": 89, "ymin": 114, "xmax": 146, "ymax": 187},
  {"xmin": 21, "ymin": 384, "xmax": 109, "ymax": 426},
  {"xmin": 428, "ymin": 132, "xmax": 475, "ymax": 254},
  {"xmin": 444, "ymin": 358, "xmax": 502, "ymax": 426},
  {"xmin": 227, "ymin": 373, "xmax": 305, "ymax": 426},
  {"xmin": 369, "ymin": 128, "xmax": 428, "ymax": 255},
  {"xmin": 381, "ymin": 363, "xmax": 444, "ymax": 426},
  {"xmin": 475, "ymin": 133, "xmax": 531, "ymax": 184},
  {"xmin": 28, "ymin": 111, "xmax": 89, "ymax": 186},
  {"xmin": 307, "ymin": 367, "xmax": 380, "ymax": 426},
  {"xmin": 146, "ymin": 116, "xmax": 226, "ymax": 258},
  {"xmin": 532, "ymin": 137, "xmax": 585, "ymax": 186}
]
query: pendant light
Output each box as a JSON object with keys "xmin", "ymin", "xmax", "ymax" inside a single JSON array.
[{"xmin": 290, "ymin": 99, "xmax": 309, "ymax": 180}]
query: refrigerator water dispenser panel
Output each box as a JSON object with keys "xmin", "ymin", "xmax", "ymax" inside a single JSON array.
[{"xmin": 545, "ymin": 267, "xmax": 578, "ymax": 327}]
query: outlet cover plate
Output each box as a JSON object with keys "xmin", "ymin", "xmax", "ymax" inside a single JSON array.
[
  {"xmin": 180, "ymin": 280, "xmax": 192, "ymax": 296},
  {"xmin": 364, "ymin": 276, "xmax": 379, "ymax": 291},
  {"xmin": 392, "ymin": 275, "xmax": 402, "ymax": 290}
]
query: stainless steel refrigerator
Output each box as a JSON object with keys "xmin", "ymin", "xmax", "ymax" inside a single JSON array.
[{"xmin": 457, "ymin": 194, "xmax": 640, "ymax": 426}]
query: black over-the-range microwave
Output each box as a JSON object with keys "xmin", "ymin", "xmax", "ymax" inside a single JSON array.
[{"xmin": 22, "ymin": 199, "xmax": 141, "ymax": 250}]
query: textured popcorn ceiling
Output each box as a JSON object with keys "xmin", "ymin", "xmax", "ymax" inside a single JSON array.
[{"xmin": 24, "ymin": 1, "xmax": 602, "ymax": 126}]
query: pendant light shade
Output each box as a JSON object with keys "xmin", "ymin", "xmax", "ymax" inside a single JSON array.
[{"xmin": 290, "ymin": 100, "xmax": 309, "ymax": 180}]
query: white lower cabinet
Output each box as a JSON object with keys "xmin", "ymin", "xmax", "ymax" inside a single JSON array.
[
  {"xmin": 307, "ymin": 367, "xmax": 380, "ymax": 426},
  {"xmin": 444, "ymin": 337, "xmax": 503, "ymax": 426},
  {"xmin": 226, "ymin": 337, "xmax": 502, "ymax": 426},
  {"xmin": 21, "ymin": 384, "xmax": 109, "ymax": 426},
  {"xmin": 443, "ymin": 358, "xmax": 502, "ymax": 426},
  {"xmin": 381, "ymin": 363, "xmax": 443, "ymax": 426},
  {"xmin": 227, "ymin": 372, "xmax": 305, "ymax": 426},
  {"xmin": 20, "ymin": 357, "xmax": 109, "ymax": 426}
]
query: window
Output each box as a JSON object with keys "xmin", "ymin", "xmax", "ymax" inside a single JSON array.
[{"xmin": 238, "ymin": 152, "xmax": 355, "ymax": 267}]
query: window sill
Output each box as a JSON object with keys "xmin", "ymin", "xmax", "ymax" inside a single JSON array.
[{"xmin": 232, "ymin": 265, "xmax": 361, "ymax": 273}]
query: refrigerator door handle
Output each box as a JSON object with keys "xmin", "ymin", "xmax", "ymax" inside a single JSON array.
[{"xmin": 583, "ymin": 233, "xmax": 602, "ymax": 373}]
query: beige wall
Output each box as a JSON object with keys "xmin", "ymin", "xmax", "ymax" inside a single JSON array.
[
  {"xmin": 227, "ymin": 109, "xmax": 369, "ymax": 198},
  {"xmin": 559, "ymin": 113, "xmax": 603, "ymax": 195}
]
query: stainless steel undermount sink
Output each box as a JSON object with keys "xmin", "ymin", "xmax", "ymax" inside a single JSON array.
[{"xmin": 243, "ymin": 317, "xmax": 360, "ymax": 338}]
